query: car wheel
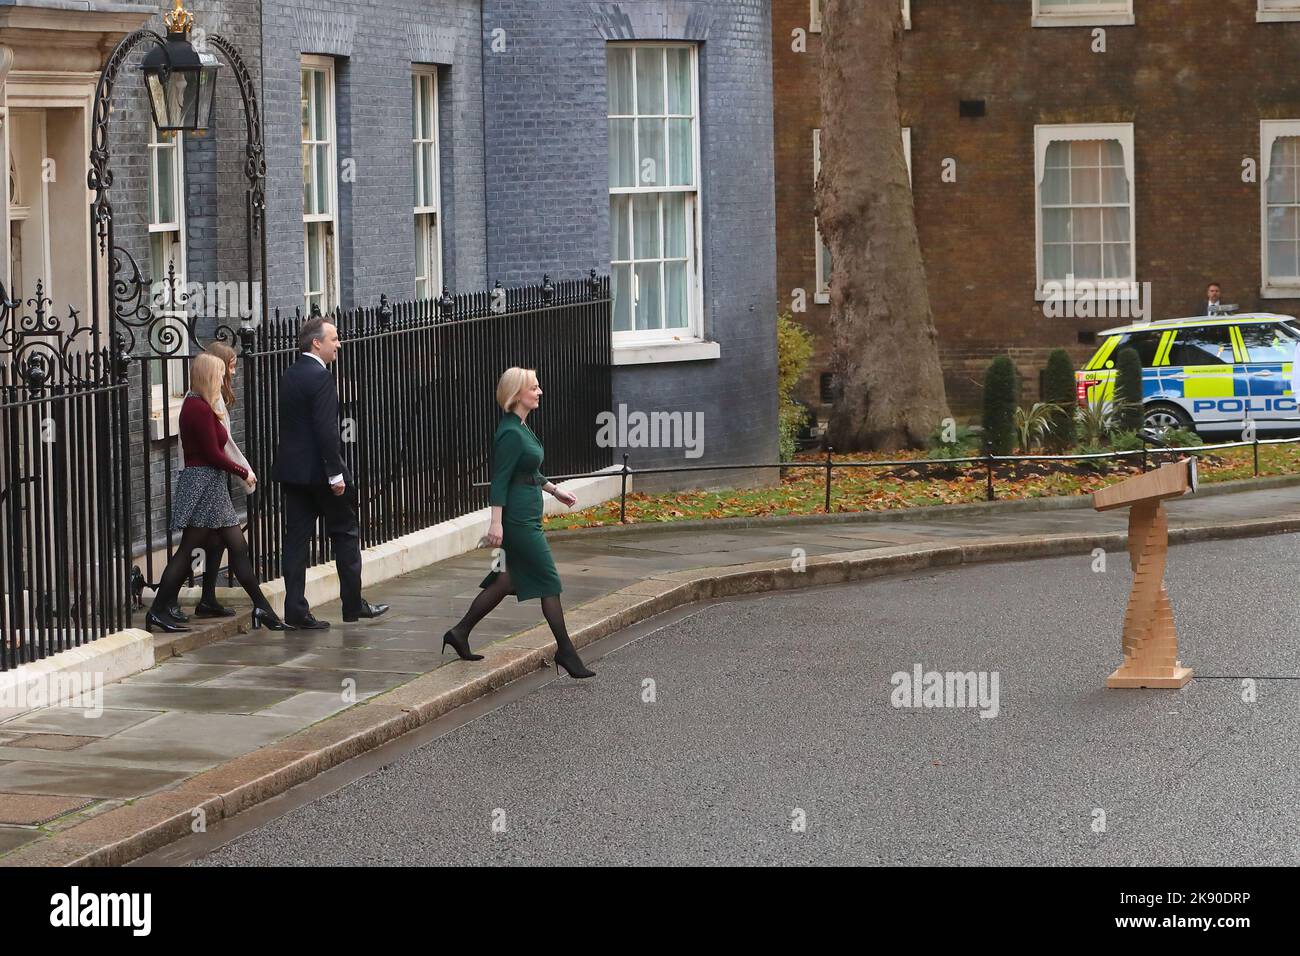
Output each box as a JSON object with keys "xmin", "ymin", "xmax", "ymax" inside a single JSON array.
[{"xmin": 1143, "ymin": 402, "xmax": 1193, "ymax": 434}]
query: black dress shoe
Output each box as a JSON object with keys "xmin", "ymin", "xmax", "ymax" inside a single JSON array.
[
  {"xmin": 166, "ymin": 604, "xmax": 189, "ymax": 623},
  {"xmin": 284, "ymin": 614, "xmax": 330, "ymax": 630},
  {"xmin": 342, "ymin": 602, "xmax": 390, "ymax": 623},
  {"xmin": 146, "ymin": 609, "xmax": 190, "ymax": 633},
  {"xmin": 194, "ymin": 599, "xmax": 236, "ymax": 619}
]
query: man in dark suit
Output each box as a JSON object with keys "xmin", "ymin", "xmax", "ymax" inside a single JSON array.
[
  {"xmin": 1200, "ymin": 282, "xmax": 1224, "ymax": 316},
  {"xmin": 273, "ymin": 318, "xmax": 389, "ymax": 629}
]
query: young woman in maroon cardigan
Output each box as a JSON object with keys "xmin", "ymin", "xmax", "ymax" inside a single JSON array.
[{"xmin": 146, "ymin": 354, "xmax": 285, "ymax": 633}]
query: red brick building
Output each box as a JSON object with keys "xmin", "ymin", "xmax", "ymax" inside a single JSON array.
[{"xmin": 775, "ymin": 0, "xmax": 1300, "ymax": 418}]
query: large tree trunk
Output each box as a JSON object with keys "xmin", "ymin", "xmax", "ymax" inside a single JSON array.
[{"xmin": 817, "ymin": 0, "xmax": 950, "ymax": 451}]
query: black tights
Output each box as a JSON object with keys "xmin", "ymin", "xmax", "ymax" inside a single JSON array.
[
  {"xmin": 150, "ymin": 525, "xmax": 273, "ymax": 615},
  {"xmin": 453, "ymin": 571, "xmax": 578, "ymax": 656},
  {"xmin": 199, "ymin": 535, "xmax": 228, "ymax": 604}
]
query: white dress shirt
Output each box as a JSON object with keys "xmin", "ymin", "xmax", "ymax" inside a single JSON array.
[{"xmin": 303, "ymin": 351, "xmax": 344, "ymax": 487}]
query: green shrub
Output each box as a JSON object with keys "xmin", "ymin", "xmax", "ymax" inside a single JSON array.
[
  {"xmin": 777, "ymin": 313, "xmax": 814, "ymax": 401},
  {"xmin": 1161, "ymin": 427, "xmax": 1204, "ymax": 451},
  {"xmin": 1075, "ymin": 389, "xmax": 1136, "ymax": 446},
  {"xmin": 1074, "ymin": 441, "xmax": 1111, "ymax": 474},
  {"xmin": 1113, "ymin": 347, "xmax": 1145, "ymax": 433},
  {"xmin": 1014, "ymin": 402, "xmax": 1060, "ymax": 454},
  {"xmin": 779, "ymin": 402, "xmax": 816, "ymax": 463},
  {"xmin": 776, "ymin": 313, "xmax": 815, "ymax": 461},
  {"xmin": 927, "ymin": 420, "xmax": 981, "ymax": 459},
  {"xmin": 982, "ymin": 356, "xmax": 1019, "ymax": 456},
  {"xmin": 1042, "ymin": 349, "xmax": 1077, "ymax": 450},
  {"xmin": 1109, "ymin": 429, "xmax": 1146, "ymax": 453}
]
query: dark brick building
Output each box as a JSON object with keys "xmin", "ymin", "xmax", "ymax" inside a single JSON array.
[
  {"xmin": 2, "ymin": 0, "xmax": 777, "ymax": 577},
  {"xmin": 775, "ymin": 0, "xmax": 1300, "ymax": 419}
]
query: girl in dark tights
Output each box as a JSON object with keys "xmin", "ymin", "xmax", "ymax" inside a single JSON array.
[
  {"xmin": 146, "ymin": 354, "xmax": 285, "ymax": 633},
  {"xmin": 166, "ymin": 341, "xmax": 253, "ymax": 623}
]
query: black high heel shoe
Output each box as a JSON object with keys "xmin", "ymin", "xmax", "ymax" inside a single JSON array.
[
  {"xmin": 145, "ymin": 609, "xmax": 190, "ymax": 633},
  {"xmin": 252, "ymin": 607, "xmax": 288, "ymax": 631},
  {"xmin": 554, "ymin": 647, "xmax": 595, "ymax": 679},
  {"xmin": 441, "ymin": 628, "xmax": 484, "ymax": 661}
]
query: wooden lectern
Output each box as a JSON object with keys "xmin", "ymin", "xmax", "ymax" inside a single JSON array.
[{"xmin": 1092, "ymin": 459, "xmax": 1197, "ymax": 689}]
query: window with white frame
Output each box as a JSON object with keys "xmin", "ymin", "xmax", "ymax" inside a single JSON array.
[
  {"xmin": 814, "ymin": 127, "xmax": 912, "ymax": 304},
  {"xmin": 607, "ymin": 43, "xmax": 701, "ymax": 343},
  {"xmin": 302, "ymin": 58, "xmax": 340, "ymax": 315},
  {"xmin": 1261, "ymin": 121, "xmax": 1300, "ymax": 295},
  {"xmin": 1034, "ymin": 123, "xmax": 1135, "ymax": 296},
  {"xmin": 148, "ymin": 124, "xmax": 188, "ymax": 413},
  {"xmin": 412, "ymin": 67, "xmax": 442, "ymax": 301},
  {"xmin": 1259, "ymin": 1, "xmax": 1300, "ymax": 23},
  {"xmin": 811, "ymin": 0, "xmax": 910, "ymax": 32},
  {"xmin": 1032, "ymin": 0, "xmax": 1134, "ymax": 28}
]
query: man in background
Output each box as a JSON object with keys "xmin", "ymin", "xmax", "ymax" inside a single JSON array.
[{"xmin": 1200, "ymin": 282, "xmax": 1225, "ymax": 316}]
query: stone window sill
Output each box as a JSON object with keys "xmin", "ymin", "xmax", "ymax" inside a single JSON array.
[
  {"xmin": 612, "ymin": 339, "xmax": 721, "ymax": 366},
  {"xmin": 1032, "ymin": 13, "xmax": 1135, "ymax": 28}
]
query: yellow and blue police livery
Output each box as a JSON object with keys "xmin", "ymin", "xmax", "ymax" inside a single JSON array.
[{"xmin": 1075, "ymin": 313, "xmax": 1300, "ymax": 434}]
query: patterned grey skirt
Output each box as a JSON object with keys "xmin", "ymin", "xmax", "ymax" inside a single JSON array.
[{"xmin": 171, "ymin": 465, "xmax": 239, "ymax": 530}]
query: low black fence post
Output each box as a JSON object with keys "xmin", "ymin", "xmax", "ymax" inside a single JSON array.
[
  {"xmin": 1254, "ymin": 436, "xmax": 1260, "ymax": 478},
  {"xmin": 824, "ymin": 446, "xmax": 834, "ymax": 514},
  {"xmin": 985, "ymin": 452, "xmax": 995, "ymax": 501},
  {"xmin": 620, "ymin": 453, "xmax": 629, "ymax": 524}
]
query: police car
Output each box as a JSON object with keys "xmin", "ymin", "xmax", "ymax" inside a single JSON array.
[{"xmin": 1075, "ymin": 313, "xmax": 1300, "ymax": 435}]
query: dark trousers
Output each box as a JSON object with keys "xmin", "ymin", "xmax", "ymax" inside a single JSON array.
[{"xmin": 281, "ymin": 481, "xmax": 363, "ymax": 621}]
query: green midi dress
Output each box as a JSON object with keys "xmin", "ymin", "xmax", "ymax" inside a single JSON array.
[{"xmin": 479, "ymin": 412, "xmax": 562, "ymax": 601}]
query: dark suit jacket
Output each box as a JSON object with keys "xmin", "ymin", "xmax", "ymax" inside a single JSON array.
[{"xmin": 272, "ymin": 355, "xmax": 349, "ymax": 486}]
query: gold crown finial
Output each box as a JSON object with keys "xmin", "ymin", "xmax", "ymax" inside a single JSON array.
[{"xmin": 164, "ymin": 0, "xmax": 194, "ymax": 35}]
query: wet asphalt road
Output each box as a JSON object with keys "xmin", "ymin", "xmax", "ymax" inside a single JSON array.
[{"xmin": 193, "ymin": 534, "xmax": 1300, "ymax": 866}]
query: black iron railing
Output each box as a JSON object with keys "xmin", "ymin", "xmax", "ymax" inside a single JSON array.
[
  {"xmin": 239, "ymin": 275, "xmax": 613, "ymax": 582},
  {"xmin": 0, "ymin": 282, "xmax": 131, "ymax": 671}
]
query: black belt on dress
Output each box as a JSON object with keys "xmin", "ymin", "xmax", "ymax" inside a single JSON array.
[{"xmin": 511, "ymin": 474, "xmax": 546, "ymax": 486}]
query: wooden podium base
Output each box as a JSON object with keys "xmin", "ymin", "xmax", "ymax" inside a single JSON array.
[
  {"xmin": 1106, "ymin": 665, "xmax": 1193, "ymax": 689},
  {"xmin": 1094, "ymin": 460, "xmax": 1199, "ymax": 692}
]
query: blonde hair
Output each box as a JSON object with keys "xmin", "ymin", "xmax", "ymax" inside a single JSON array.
[
  {"xmin": 496, "ymin": 367, "xmax": 537, "ymax": 412},
  {"xmin": 205, "ymin": 341, "xmax": 237, "ymax": 410},
  {"xmin": 190, "ymin": 353, "xmax": 226, "ymax": 413}
]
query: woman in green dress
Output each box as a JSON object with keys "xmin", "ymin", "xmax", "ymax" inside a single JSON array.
[{"xmin": 441, "ymin": 367, "xmax": 595, "ymax": 678}]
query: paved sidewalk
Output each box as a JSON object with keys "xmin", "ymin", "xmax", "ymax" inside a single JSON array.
[{"xmin": 1, "ymin": 482, "xmax": 1299, "ymax": 863}]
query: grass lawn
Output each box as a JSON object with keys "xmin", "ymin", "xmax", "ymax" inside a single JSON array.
[{"xmin": 542, "ymin": 443, "xmax": 1300, "ymax": 530}]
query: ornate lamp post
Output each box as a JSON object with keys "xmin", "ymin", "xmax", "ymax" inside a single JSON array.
[
  {"xmin": 86, "ymin": 0, "xmax": 267, "ymax": 622},
  {"xmin": 88, "ymin": 0, "xmax": 266, "ymax": 352},
  {"xmin": 141, "ymin": 0, "xmax": 219, "ymax": 134}
]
